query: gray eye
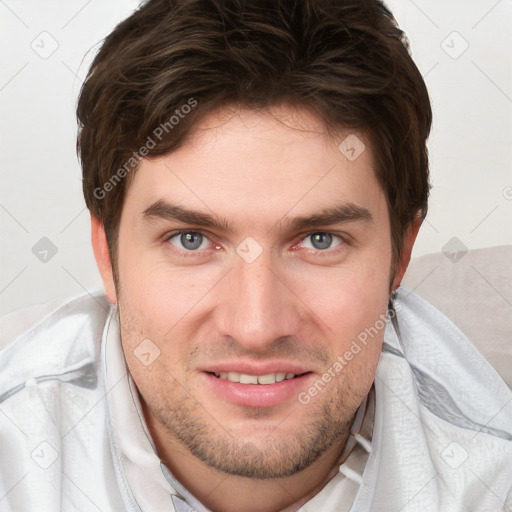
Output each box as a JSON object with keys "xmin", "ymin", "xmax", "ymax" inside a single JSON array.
[
  {"xmin": 309, "ymin": 232, "xmax": 333, "ymax": 250},
  {"xmin": 181, "ymin": 232, "xmax": 203, "ymax": 250},
  {"xmin": 169, "ymin": 231, "xmax": 208, "ymax": 251}
]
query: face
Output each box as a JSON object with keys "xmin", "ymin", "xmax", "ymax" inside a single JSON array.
[{"xmin": 105, "ymin": 106, "xmax": 394, "ymax": 479}]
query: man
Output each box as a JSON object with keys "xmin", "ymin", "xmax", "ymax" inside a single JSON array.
[{"xmin": 1, "ymin": 0, "xmax": 511, "ymax": 511}]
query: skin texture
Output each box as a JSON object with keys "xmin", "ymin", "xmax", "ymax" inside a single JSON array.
[{"xmin": 92, "ymin": 105, "xmax": 420, "ymax": 512}]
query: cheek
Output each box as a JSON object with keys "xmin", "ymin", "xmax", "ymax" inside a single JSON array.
[
  {"xmin": 116, "ymin": 241, "xmax": 186, "ymax": 333},
  {"xmin": 116, "ymin": 282, "xmax": 188, "ymax": 404},
  {"xmin": 321, "ymin": 290, "xmax": 387, "ymax": 401},
  {"xmin": 115, "ymin": 254, "xmax": 212, "ymax": 380},
  {"xmin": 306, "ymin": 256, "xmax": 390, "ymax": 331},
  {"xmin": 123, "ymin": 268, "xmax": 214, "ymax": 342},
  {"xmin": 301, "ymin": 249, "xmax": 390, "ymax": 377}
]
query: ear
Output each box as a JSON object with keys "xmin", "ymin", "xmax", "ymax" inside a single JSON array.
[
  {"xmin": 391, "ymin": 217, "xmax": 422, "ymax": 291},
  {"xmin": 91, "ymin": 214, "xmax": 117, "ymax": 304}
]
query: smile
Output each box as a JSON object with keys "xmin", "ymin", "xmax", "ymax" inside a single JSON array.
[
  {"xmin": 213, "ymin": 372, "xmax": 298, "ymax": 384},
  {"xmin": 205, "ymin": 370, "xmax": 313, "ymax": 408}
]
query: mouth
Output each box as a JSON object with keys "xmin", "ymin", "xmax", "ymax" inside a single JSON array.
[
  {"xmin": 209, "ymin": 371, "xmax": 307, "ymax": 385},
  {"xmin": 203, "ymin": 369, "xmax": 314, "ymax": 408}
]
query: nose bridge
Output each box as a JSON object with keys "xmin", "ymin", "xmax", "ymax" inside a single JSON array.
[{"xmin": 217, "ymin": 249, "xmax": 301, "ymax": 350}]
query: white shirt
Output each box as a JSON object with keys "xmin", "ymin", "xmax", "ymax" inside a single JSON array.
[{"xmin": 0, "ymin": 288, "xmax": 511, "ymax": 511}]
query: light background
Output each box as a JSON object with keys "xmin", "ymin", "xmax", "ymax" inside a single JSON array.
[{"xmin": 0, "ymin": 0, "xmax": 511, "ymax": 316}]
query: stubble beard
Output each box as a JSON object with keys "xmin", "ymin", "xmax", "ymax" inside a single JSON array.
[
  {"xmin": 117, "ymin": 292, "xmax": 367, "ymax": 481},
  {"xmin": 140, "ymin": 376, "xmax": 356, "ymax": 479}
]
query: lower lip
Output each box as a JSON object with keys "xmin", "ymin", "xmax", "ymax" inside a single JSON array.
[{"xmin": 203, "ymin": 372, "xmax": 313, "ymax": 408}]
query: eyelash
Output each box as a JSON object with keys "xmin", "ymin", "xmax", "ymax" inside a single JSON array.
[{"xmin": 163, "ymin": 229, "xmax": 349, "ymax": 258}]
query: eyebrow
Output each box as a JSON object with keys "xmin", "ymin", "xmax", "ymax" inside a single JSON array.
[{"xmin": 142, "ymin": 199, "xmax": 373, "ymax": 233}]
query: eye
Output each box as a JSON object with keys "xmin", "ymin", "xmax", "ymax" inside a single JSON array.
[
  {"xmin": 167, "ymin": 230, "xmax": 212, "ymax": 252},
  {"xmin": 298, "ymin": 232, "xmax": 344, "ymax": 251},
  {"xmin": 164, "ymin": 230, "xmax": 346, "ymax": 257}
]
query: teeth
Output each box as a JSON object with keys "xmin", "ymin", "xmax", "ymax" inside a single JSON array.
[
  {"xmin": 257, "ymin": 373, "xmax": 276, "ymax": 384},
  {"xmin": 215, "ymin": 372, "xmax": 297, "ymax": 384},
  {"xmin": 240, "ymin": 374, "xmax": 258, "ymax": 384}
]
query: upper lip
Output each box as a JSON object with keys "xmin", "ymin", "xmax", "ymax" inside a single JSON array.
[{"xmin": 201, "ymin": 361, "xmax": 312, "ymax": 376}]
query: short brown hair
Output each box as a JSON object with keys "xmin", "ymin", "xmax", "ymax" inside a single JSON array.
[{"xmin": 77, "ymin": 0, "xmax": 432, "ymax": 271}]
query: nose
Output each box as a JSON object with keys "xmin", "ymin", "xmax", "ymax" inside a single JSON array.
[{"xmin": 214, "ymin": 248, "xmax": 304, "ymax": 352}]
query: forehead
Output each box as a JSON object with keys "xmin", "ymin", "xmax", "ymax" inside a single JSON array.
[{"xmin": 122, "ymin": 105, "xmax": 386, "ymax": 233}]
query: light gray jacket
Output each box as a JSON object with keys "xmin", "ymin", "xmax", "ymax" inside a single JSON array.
[{"xmin": 1, "ymin": 289, "xmax": 511, "ymax": 511}]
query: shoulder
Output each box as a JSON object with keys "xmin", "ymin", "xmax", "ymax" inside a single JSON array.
[
  {"xmin": 390, "ymin": 287, "xmax": 512, "ymax": 432},
  {"xmin": 0, "ymin": 293, "xmax": 111, "ymax": 395},
  {"xmin": 368, "ymin": 289, "xmax": 512, "ymax": 509},
  {"xmin": 0, "ymin": 294, "xmax": 122, "ymax": 511}
]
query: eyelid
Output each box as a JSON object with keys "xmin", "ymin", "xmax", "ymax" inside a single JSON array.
[
  {"xmin": 293, "ymin": 231, "xmax": 350, "ymax": 251},
  {"xmin": 163, "ymin": 229, "xmax": 350, "ymax": 255},
  {"xmin": 163, "ymin": 229, "xmax": 217, "ymax": 253},
  {"xmin": 300, "ymin": 230, "xmax": 350, "ymax": 241}
]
